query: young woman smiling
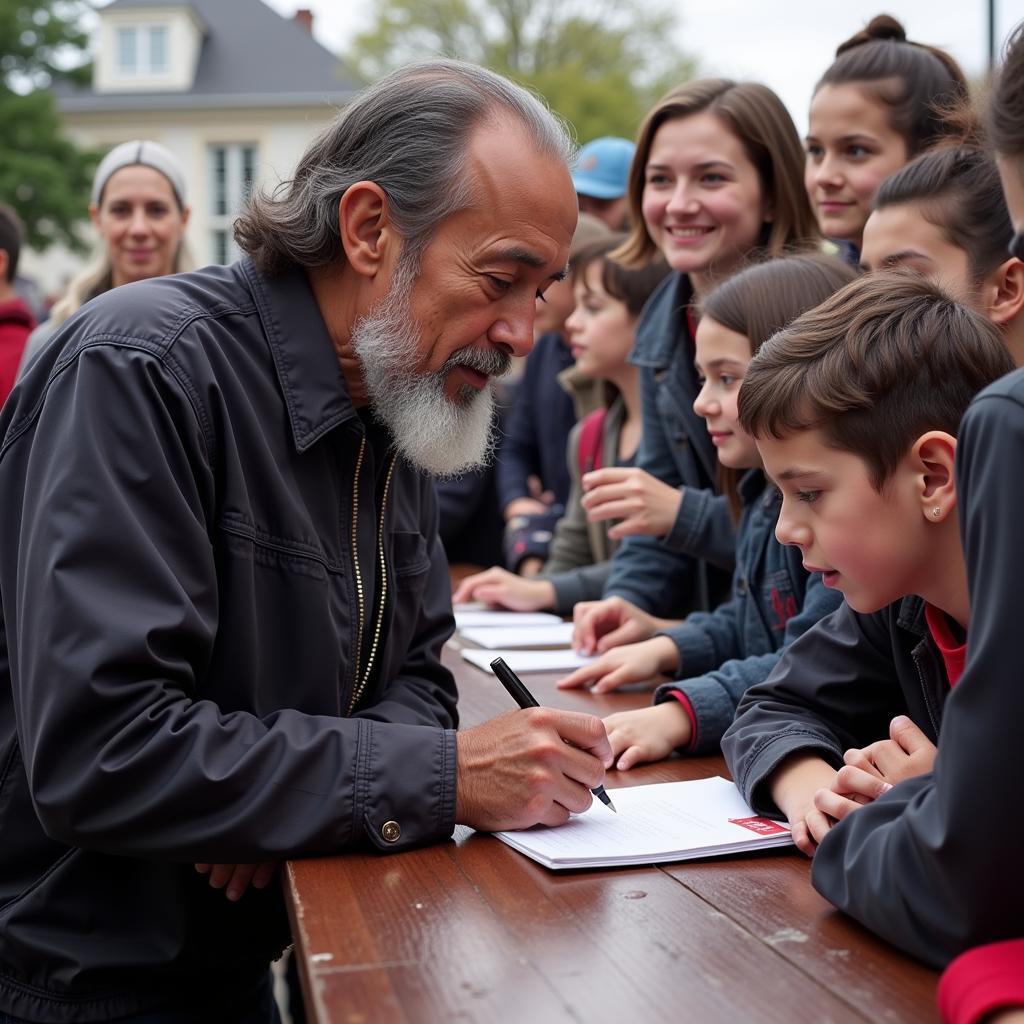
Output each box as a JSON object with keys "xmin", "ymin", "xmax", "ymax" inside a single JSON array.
[{"xmin": 572, "ymin": 78, "xmax": 821, "ymax": 655}]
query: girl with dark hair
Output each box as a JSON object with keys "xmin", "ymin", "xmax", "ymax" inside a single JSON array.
[
  {"xmin": 861, "ymin": 143, "xmax": 1024, "ymax": 365},
  {"xmin": 557, "ymin": 254, "xmax": 856, "ymax": 768},
  {"xmin": 571, "ymin": 78, "xmax": 821, "ymax": 656},
  {"xmin": 804, "ymin": 14, "xmax": 968, "ymax": 254}
]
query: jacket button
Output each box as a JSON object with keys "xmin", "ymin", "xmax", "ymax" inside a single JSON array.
[{"xmin": 381, "ymin": 820, "xmax": 401, "ymax": 843}]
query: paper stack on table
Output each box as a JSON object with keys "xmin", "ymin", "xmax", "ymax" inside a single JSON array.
[
  {"xmin": 458, "ymin": 623, "xmax": 576, "ymax": 649},
  {"xmin": 493, "ymin": 776, "xmax": 793, "ymax": 870},
  {"xmin": 460, "ymin": 647, "xmax": 596, "ymax": 674},
  {"xmin": 454, "ymin": 610, "xmax": 562, "ymax": 629}
]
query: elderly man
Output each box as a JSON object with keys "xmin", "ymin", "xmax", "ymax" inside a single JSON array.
[{"xmin": 0, "ymin": 62, "xmax": 610, "ymax": 1023}]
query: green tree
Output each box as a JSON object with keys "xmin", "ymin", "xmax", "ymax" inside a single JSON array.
[
  {"xmin": 346, "ymin": 0, "xmax": 697, "ymax": 143},
  {"xmin": 1, "ymin": 0, "xmax": 98, "ymax": 252}
]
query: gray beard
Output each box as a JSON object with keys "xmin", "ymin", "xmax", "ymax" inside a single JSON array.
[{"xmin": 351, "ymin": 262, "xmax": 509, "ymax": 478}]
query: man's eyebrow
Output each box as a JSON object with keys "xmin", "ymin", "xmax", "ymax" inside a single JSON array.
[{"xmin": 493, "ymin": 247, "xmax": 567, "ymax": 281}]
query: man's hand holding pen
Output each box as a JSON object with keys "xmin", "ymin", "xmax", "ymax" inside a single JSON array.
[{"xmin": 455, "ymin": 709, "xmax": 613, "ymax": 831}]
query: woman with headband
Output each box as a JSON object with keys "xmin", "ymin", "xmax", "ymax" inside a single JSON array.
[{"xmin": 18, "ymin": 139, "xmax": 193, "ymax": 373}]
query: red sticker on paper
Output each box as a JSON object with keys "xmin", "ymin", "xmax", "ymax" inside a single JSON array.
[{"xmin": 728, "ymin": 816, "xmax": 790, "ymax": 836}]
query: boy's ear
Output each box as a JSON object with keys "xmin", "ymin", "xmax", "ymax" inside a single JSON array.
[
  {"xmin": 338, "ymin": 181, "xmax": 398, "ymax": 281},
  {"xmin": 912, "ymin": 430, "xmax": 957, "ymax": 522},
  {"xmin": 983, "ymin": 257, "xmax": 1024, "ymax": 328}
]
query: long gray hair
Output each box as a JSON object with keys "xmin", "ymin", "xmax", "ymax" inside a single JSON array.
[{"xmin": 234, "ymin": 59, "xmax": 574, "ymax": 274}]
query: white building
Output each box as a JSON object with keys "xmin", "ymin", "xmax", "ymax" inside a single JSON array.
[{"xmin": 24, "ymin": 0, "xmax": 357, "ymax": 292}]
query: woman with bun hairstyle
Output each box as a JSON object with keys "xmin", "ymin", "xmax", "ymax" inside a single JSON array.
[
  {"xmin": 572, "ymin": 78, "xmax": 820, "ymax": 656},
  {"xmin": 18, "ymin": 139, "xmax": 193, "ymax": 374},
  {"xmin": 861, "ymin": 141, "xmax": 1024, "ymax": 365},
  {"xmin": 805, "ymin": 14, "xmax": 968, "ymax": 255}
]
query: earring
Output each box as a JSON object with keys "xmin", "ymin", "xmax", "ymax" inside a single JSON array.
[{"xmin": 931, "ymin": 507, "xmax": 942, "ymax": 518}]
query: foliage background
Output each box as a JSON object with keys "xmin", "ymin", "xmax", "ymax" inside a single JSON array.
[
  {"xmin": 1, "ymin": 0, "xmax": 98, "ymax": 253},
  {"xmin": 345, "ymin": 0, "xmax": 697, "ymax": 143}
]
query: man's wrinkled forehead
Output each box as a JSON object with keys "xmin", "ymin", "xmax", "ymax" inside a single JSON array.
[{"xmin": 463, "ymin": 119, "xmax": 577, "ymax": 245}]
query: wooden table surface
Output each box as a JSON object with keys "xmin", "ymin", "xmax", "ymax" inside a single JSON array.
[{"xmin": 286, "ymin": 637, "xmax": 940, "ymax": 1024}]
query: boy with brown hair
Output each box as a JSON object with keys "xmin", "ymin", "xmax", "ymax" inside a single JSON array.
[{"xmin": 720, "ymin": 271, "xmax": 1016, "ymax": 966}]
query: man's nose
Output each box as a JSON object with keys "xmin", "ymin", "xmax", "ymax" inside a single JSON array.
[{"xmin": 489, "ymin": 307, "xmax": 536, "ymax": 359}]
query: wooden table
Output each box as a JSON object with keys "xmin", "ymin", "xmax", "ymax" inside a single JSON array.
[{"xmin": 286, "ymin": 641, "xmax": 940, "ymax": 1023}]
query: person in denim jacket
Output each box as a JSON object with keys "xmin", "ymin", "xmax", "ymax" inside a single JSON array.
[{"xmin": 569, "ymin": 78, "xmax": 821, "ymax": 655}]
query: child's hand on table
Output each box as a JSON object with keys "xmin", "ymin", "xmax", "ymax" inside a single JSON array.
[
  {"xmin": 557, "ymin": 635, "xmax": 678, "ymax": 692},
  {"xmin": 451, "ymin": 565, "xmax": 555, "ymax": 611},
  {"xmin": 571, "ymin": 595, "xmax": 678, "ymax": 655},
  {"xmin": 603, "ymin": 702, "xmax": 690, "ymax": 770},
  {"xmin": 842, "ymin": 715, "xmax": 937, "ymax": 786}
]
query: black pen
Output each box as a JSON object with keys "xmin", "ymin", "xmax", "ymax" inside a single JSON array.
[{"xmin": 490, "ymin": 657, "xmax": 617, "ymax": 813}]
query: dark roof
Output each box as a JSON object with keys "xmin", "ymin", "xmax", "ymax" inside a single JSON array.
[{"xmin": 56, "ymin": 0, "xmax": 360, "ymax": 112}]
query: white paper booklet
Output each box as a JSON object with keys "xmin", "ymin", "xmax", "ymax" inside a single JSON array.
[
  {"xmin": 493, "ymin": 777, "xmax": 792, "ymax": 870},
  {"xmin": 460, "ymin": 648, "xmax": 595, "ymax": 674},
  {"xmin": 454, "ymin": 610, "xmax": 562, "ymax": 629},
  {"xmin": 459, "ymin": 623, "xmax": 575, "ymax": 649}
]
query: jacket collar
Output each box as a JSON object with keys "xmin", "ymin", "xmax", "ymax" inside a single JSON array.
[
  {"xmin": 896, "ymin": 594, "xmax": 927, "ymax": 636},
  {"xmin": 241, "ymin": 258, "xmax": 359, "ymax": 452},
  {"xmin": 629, "ymin": 272, "xmax": 694, "ymax": 370}
]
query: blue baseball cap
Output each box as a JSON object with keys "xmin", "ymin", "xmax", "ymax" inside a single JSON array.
[{"xmin": 572, "ymin": 137, "xmax": 635, "ymax": 200}]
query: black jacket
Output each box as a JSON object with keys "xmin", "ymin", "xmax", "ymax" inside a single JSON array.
[
  {"xmin": 811, "ymin": 367, "xmax": 1024, "ymax": 969},
  {"xmin": 722, "ymin": 596, "xmax": 950, "ymax": 816},
  {"xmin": 0, "ymin": 260, "xmax": 459, "ymax": 1020}
]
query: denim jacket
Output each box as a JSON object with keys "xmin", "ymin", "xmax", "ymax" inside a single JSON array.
[
  {"xmin": 652, "ymin": 471, "xmax": 843, "ymax": 754},
  {"xmin": 603, "ymin": 272, "xmax": 734, "ymax": 616}
]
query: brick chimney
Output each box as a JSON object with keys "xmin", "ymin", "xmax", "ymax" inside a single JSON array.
[{"xmin": 293, "ymin": 8, "xmax": 313, "ymax": 34}]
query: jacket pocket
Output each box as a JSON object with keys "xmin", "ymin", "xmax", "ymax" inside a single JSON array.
[
  {"xmin": 390, "ymin": 531, "xmax": 430, "ymax": 591},
  {"xmin": 218, "ymin": 516, "xmax": 343, "ymax": 580}
]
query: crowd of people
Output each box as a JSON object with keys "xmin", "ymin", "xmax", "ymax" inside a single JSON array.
[{"xmin": 0, "ymin": 11, "xmax": 1023, "ymax": 1024}]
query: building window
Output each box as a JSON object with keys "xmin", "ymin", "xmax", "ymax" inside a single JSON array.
[
  {"xmin": 148, "ymin": 26, "xmax": 169, "ymax": 74},
  {"xmin": 212, "ymin": 230, "xmax": 230, "ymax": 267},
  {"xmin": 208, "ymin": 144, "xmax": 259, "ymax": 265},
  {"xmin": 115, "ymin": 24, "xmax": 170, "ymax": 75},
  {"xmin": 116, "ymin": 27, "xmax": 137, "ymax": 73}
]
